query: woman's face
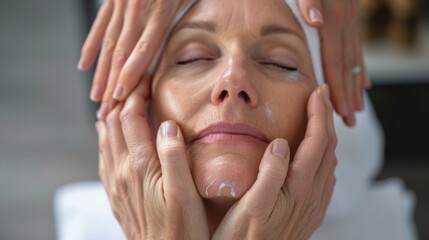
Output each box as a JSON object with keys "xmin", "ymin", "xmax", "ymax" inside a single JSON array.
[{"xmin": 149, "ymin": 0, "xmax": 317, "ymax": 201}]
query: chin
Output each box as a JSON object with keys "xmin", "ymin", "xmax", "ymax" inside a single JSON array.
[{"xmin": 188, "ymin": 143, "xmax": 266, "ymax": 201}]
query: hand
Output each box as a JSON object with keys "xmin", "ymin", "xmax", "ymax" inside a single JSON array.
[
  {"xmin": 298, "ymin": 0, "xmax": 371, "ymax": 126},
  {"xmin": 78, "ymin": 0, "xmax": 188, "ymax": 119},
  {"xmin": 213, "ymin": 85, "xmax": 337, "ymax": 240},
  {"xmin": 96, "ymin": 78, "xmax": 210, "ymax": 240}
]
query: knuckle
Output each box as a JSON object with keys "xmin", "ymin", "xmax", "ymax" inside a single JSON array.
[
  {"xmin": 115, "ymin": 166, "xmax": 129, "ymax": 193},
  {"xmin": 261, "ymin": 165, "xmax": 286, "ymax": 185},
  {"xmin": 98, "ymin": 132, "xmax": 108, "ymax": 150},
  {"xmin": 103, "ymin": 38, "xmax": 116, "ymax": 52},
  {"xmin": 332, "ymin": 175, "xmax": 337, "ymax": 186},
  {"xmin": 106, "ymin": 109, "xmax": 119, "ymax": 127},
  {"xmin": 119, "ymin": 107, "xmax": 133, "ymax": 124},
  {"xmin": 155, "ymin": 0, "xmax": 174, "ymax": 16},
  {"xmin": 113, "ymin": 49, "xmax": 127, "ymax": 66},
  {"xmin": 158, "ymin": 141, "xmax": 183, "ymax": 159},
  {"xmin": 128, "ymin": 0, "xmax": 141, "ymax": 9},
  {"xmin": 320, "ymin": 132, "xmax": 329, "ymax": 149},
  {"xmin": 135, "ymin": 40, "xmax": 150, "ymax": 55},
  {"xmin": 130, "ymin": 144, "xmax": 156, "ymax": 161},
  {"xmin": 332, "ymin": 156, "xmax": 338, "ymax": 169},
  {"xmin": 330, "ymin": 133, "xmax": 338, "ymax": 149}
]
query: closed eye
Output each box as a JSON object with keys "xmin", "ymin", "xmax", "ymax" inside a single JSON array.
[
  {"xmin": 261, "ymin": 62, "xmax": 298, "ymax": 71},
  {"xmin": 177, "ymin": 58, "xmax": 215, "ymax": 65}
]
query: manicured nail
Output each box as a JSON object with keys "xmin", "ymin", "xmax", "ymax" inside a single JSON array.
[
  {"xmin": 348, "ymin": 114, "xmax": 356, "ymax": 127},
  {"xmin": 339, "ymin": 102, "xmax": 349, "ymax": 116},
  {"xmin": 309, "ymin": 8, "xmax": 324, "ymax": 24},
  {"xmin": 272, "ymin": 139, "xmax": 288, "ymax": 159},
  {"xmin": 97, "ymin": 103, "xmax": 108, "ymax": 120},
  {"xmin": 113, "ymin": 85, "xmax": 124, "ymax": 100},
  {"xmin": 161, "ymin": 121, "xmax": 178, "ymax": 138},
  {"xmin": 90, "ymin": 85, "xmax": 102, "ymax": 102},
  {"xmin": 322, "ymin": 84, "xmax": 330, "ymax": 101},
  {"xmin": 77, "ymin": 57, "xmax": 85, "ymax": 71}
]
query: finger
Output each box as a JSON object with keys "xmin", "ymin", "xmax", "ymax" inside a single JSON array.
[
  {"xmin": 96, "ymin": 121, "xmax": 115, "ymax": 190},
  {"xmin": 241, "ymin": 138, "xmax": 290, "ymax": 218},
  {"xmin": 288, "ymin": 86, "xmax": 329, "ymax": 187},
  {"xmin": 320, "ymin": 173, "xmax": 336, "ymax": 215},
  {"xmin": 351, "ymin": 2, "xmax": 365, "ymax": 111},
  {"xmin": 114, "ymin": 0, "xmax": 180, "ymax": 101},
  {"xmin": 297, "ymin": 0, "xmax": 324, "ymax": 27},
  {"xmin": 342, "ymin": 0, "xmax": 356, "ymax": 127},
  {"xmin": 320, "ymin": 1, "xmax": 349, "ymax": 118},
  {"xmin": 322, "ymin": 85, "xmax": 337, "ymax": 152},
  {"xmin": 108, "ymin": 0, "xmax": 148, "ymax": 102},
  {"xmin": 92, "ymin": 0, "xmax": 126, "ymax": 106},
  {"xmin": 105, "ymin": 103, "xmax": 128, "ymax": 169},
  {"xmin": 156, "ymin": 121, "xmax": 202, "ymax": 204},
  {"xmin": 78, "ymin": 0, "xmax": 114, "ymax": 72},
  {"xmin": 120, "ymin": 76, "xmax": 154, "ymax": 162},
  {"xmin": 315, "ymin": 147, "xmax": 337, "ymax": 194}
]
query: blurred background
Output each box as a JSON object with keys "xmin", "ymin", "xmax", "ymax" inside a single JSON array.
[{"xmin": 0, "ymin": 0, "xmax": 428, "ymax": 239}]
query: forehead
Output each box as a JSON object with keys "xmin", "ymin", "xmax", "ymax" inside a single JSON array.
[{"xmin": 176, "ymin": 0, "xmax": 304, "ymax": 38}]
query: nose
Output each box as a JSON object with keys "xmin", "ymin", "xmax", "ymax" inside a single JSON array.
[{"xmin": 211, "ymin": 58, "xmax": 259, "ymax": 107}]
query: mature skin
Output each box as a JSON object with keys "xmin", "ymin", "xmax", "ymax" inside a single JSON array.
[
  {"xmin": 149, "ymin": 0, "xmax": 316, "ymax": 228},
  {"xmin": 96, "ymin": 0, "xmax": 337, "ymax": 238},
  {"xmin": 79, "ymin": 0, "xmax": 368, "ymax": 126}
]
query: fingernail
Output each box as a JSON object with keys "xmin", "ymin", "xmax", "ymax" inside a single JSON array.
[
  {"xmin": 309, "ymin": 8, "xmax": 324, "ymax": 24},
  {"xmin": 339, "ymin": 102, "xmax": 349, "ymax": 116},
  {"xmin": 348, "ymin": 114, "xmax": 356, "ymax": 127},
  {"xmin": 90, "ymin": 85, "xmax": 102, "ymax": 102},
  {"xmin": 161, "ymin": 121, "xmax": 178, "ymax": 138},
  {"xmin": 322, "ymin": 84, "xmax": 330, "ymax": 101},
  {"xmin": 77, "ymin": 58, "xmax": 85, "ymax": 71},
  {"xmin": 97, "ymin": 103, "xmax": 108, "ymax": 120},
  {"xmin": 113, "ymin": 84, "xmax": 124, "ymax": 100},
  {"xmin": 272, "ymin": 139, "xmax": 288, "ymax": 159}
]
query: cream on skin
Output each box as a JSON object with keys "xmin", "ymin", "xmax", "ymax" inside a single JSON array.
[{"xmin": 149, "ymin": 0, "xmax": 317, "ymax": 232}]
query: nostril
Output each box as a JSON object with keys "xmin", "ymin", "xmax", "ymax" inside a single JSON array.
[
  {"xmin": 219, "ymin": 90, "xmax": 229, "ymax": 100},
  {"xmin": 238, "ymin": 91, "xmax": 250, "ymax": 103}
]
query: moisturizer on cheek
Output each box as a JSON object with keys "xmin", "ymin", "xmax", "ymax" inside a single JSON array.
[{"xmin": 263, "ymin": 102, "xmax": 274, "ymax": 121}]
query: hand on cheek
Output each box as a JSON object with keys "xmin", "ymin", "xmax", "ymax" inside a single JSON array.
[
  {"xmin": 97, "ymin": 81, "xmax": 210, "ymax": 240},
  {"xmin": 213, "ymin": 84, "xmax": 338, "ymax": 240}
]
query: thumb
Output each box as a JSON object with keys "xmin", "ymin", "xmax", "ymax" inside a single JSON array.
[
  {"xmin": 156, "ymin": 120, "xmax": 198, "ymax": 201},
  {"xmin": 241, "ymin": 138, "xmax": 290, "ymax": 218},
  {"xmin": 296, "ymin": 0, "xmax": 324, "ymax": 27}
]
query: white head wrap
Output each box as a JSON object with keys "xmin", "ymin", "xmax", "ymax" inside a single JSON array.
[{"xmin": 148, "ymin": 0, "xmax": 324, "ymax": 85}]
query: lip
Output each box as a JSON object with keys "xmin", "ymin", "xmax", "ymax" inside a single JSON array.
[{"xmin": 193, "ymin": 122, "xmax": 270, "ymax": 144}]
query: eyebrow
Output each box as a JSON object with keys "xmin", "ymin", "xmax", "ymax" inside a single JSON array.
[
  {"xmin": 176, "ymin": 21, "xmax": 217, "ymax": 33},
  {"xmin": 176, "ymin": 21, "xmax": 303, "ymax": 40},
  {"xmin": 260, "ymin": 24, "xmax": 303, "ymax": 39}
]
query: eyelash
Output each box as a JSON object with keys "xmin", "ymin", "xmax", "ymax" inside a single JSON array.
[
  {"xmin": 176, "ymin": 58, "xmax": 298, "ymax": 72},
  {"xmin": 261, "ymin": 62, "xmax": 298, "ymax": 72},
  {"xmin": 176, "ymin": 58, "xmax": 214, "ymax": 65}
]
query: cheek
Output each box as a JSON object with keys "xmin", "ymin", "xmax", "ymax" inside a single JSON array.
[
  {"xmin": 268, "ymin": 87, "xmax": 312, "ymax": 154},
  {"xmin": 150, "ymin": 78, "xmax": 194, "ymax": 125}
]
